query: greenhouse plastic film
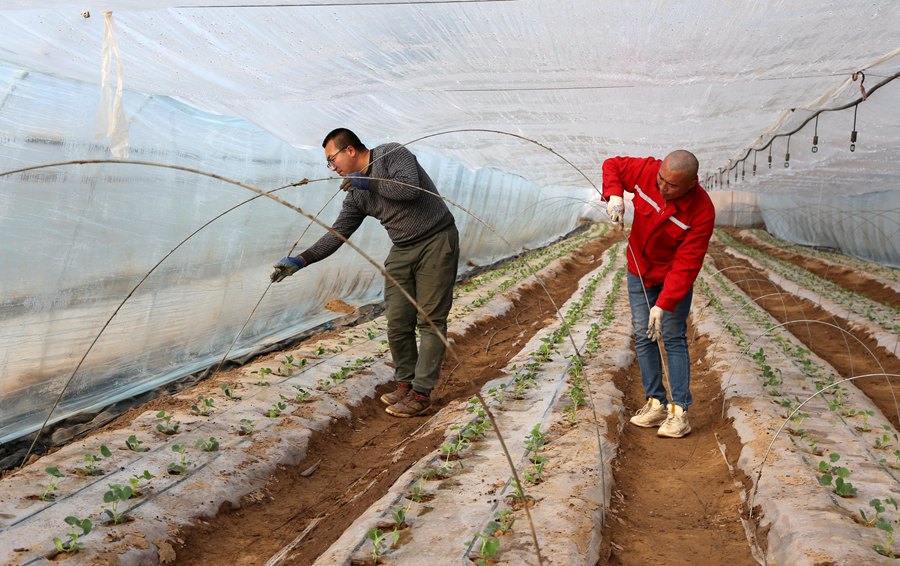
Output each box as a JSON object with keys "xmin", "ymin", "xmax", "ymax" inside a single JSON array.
[{"xmin": 0, "ymin": 68, "xmax": 593, "ymax": 444}]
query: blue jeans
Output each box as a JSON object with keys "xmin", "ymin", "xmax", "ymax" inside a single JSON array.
[{"xmin": 626, "ymin": 272, "xmax": 693, "ymax": 409}]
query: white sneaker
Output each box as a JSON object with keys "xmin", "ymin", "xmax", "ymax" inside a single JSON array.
[
  {"xmin": 629, "ymin": 398, "xmax": 668, "ymax": 428},
  {"xmin": 657, "ymin": 404, "xmax": 691, "ymax": 438}
]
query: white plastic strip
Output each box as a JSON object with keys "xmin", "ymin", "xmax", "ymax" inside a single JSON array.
[{"xmin": 97, "ymin": 11, "xmax": 129, "ymax": 159}]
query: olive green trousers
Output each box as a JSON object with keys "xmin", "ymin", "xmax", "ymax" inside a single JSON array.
[{"xmin": 383, "ymin": 224, "xmax": 459, "ymax": 395}]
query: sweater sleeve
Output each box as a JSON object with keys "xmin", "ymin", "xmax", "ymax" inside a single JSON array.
[{"xmin": 299, "ymin": 194, "xmax": 366, "ymax": 265}]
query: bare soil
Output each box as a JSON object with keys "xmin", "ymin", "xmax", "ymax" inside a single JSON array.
[
  {"xmin": 708, "ymin": 243, "xmax": 900, "ymax": 429},
  {"xmin": 173, "ymin": 231, "xmax": 620, "ymax": 565}
]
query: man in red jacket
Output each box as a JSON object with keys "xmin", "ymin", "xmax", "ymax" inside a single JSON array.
[{"xmin": 602, "ymin": 150, "xmax": 715, "ymax": 438}]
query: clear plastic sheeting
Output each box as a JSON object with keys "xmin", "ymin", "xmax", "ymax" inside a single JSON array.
[
  {"xmin": 761, "ymin": 190, "xmax": 900, "ymax": 268},
  {"xmin": 1, "ymin": 1, "xmax": 899, "ymax": 443},
  {"xmin": 0, "ymin": 69, "xmax": 592, "ymax": 444}
]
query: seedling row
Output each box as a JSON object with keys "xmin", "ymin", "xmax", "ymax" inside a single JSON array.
[
  {"xmin": 311, "ymin": 243, "xmax": 632, "ymax": 565},
  {"xmin": 694, "ymin": 261, "xmax": 900, "ymax": 564}
]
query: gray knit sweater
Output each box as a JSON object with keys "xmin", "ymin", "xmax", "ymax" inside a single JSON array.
[{"xmin": 299, "ymin": 143, "xmax": 455, "ymax": 264}]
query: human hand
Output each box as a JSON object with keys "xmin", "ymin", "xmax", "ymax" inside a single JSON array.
[
  {"xmin": 270, "ymin": 256, "xmax": 306, "ymax": 282},
  {"xmin": 607, "ymin": 195, "xmax": 625, "ymax": 224},
  {"xmin": 647, "ymin": 305, "xmax": 663, "ymax": 341},
  {"xmin": 340, "ymin": 172, "xmax": 369, "ymax": 192}
]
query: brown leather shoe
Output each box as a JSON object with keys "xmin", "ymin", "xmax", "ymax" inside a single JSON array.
[
  {"xmin": 385, "ymin": 390, "xmax": 431, "ymax": 417},
  {"xmin": 379, "ymin": 382, "xmax": 412, "ymax": 405}
]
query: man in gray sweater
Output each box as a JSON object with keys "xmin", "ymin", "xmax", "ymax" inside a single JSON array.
[{"xmin": 270, "ymin": 128, "xmax": 459, "ymax": 417}]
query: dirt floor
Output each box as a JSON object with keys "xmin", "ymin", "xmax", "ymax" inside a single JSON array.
[
  {"xmin": 598, "ymin": 331, "xmax": 759, "ymax": 566},
  {"xmin": 173, "ymin": 231, "xmax": 621, "ymax": 565},
  {"xmin": 707, "ymin": 242, "xmax": 900, "ymax": 430}
]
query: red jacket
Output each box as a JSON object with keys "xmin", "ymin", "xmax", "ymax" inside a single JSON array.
[{"xmin": 602, "ymin": 156, "xmax": 716, "ymax": 311}]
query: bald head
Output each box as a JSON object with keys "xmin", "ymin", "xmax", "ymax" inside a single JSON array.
[
  {"xmin": 664, "ymin": 150, "xmax": 699, "ymax": 178},
  {"xmin": 657, "ymin": 150, "xmax": 699, "ymax": 201}
]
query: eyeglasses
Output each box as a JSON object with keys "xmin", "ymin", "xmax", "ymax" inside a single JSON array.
[{"xmin": 326, "ymin": 146, "xmax": 349, "ymax": 170}]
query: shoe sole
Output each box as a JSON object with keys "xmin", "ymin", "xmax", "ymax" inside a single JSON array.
[
  {"xmin": 629, "ymin": 416, "xmax": 667, "ymax": 428},
  {"xmin": 657, "ymin": 426, "xmax": 692, "ymax": 438},
  {"xmin": 385, "ymin": 405, "xmax": 430, "ymax": 418},
  {"xmin": 380, "ymin": 393, "xmax": 403, "ymax": 405}
]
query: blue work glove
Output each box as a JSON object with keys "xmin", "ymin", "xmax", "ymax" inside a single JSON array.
[
  {"xmin": 270, "ymin": 256, "xmax": 306, "ymax": 283},
  {"xmin": 340, "ymin": 172, "xmax": 369, "ymax": 192}
]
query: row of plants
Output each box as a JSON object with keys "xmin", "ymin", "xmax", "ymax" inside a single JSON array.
[
  {"xmin": 452, "ymin": 224, "xmax": 608, "ymax": 316},
  {"xmin": 697, "ymin": 265, "xmax": 900, "ymax": 560},
  {"xmin": 746, "ymin": 229, "xmax": 899, "ymax": 285},
  {"xmin": 25, "ymin": 326, "xmax": 390, "ymax": 558},
  {"xmin": 716, "ymin": 230, "xmax": 900, "ymax": 334},
  {"xmin": 353, "ymin": 245, "xmax": 626, "ymax": 564},
  {"xmin": 462, "ymin": 247, "xmax": 625, "ymax": 563}
]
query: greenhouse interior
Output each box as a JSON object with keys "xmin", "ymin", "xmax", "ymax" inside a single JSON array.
[{"xmin": 1, "ymin": 1, "xmax": 898, "ymax": 565}]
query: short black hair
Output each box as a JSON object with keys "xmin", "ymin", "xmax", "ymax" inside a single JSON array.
[{"xmin": 322, "ymin": 128, "xmax": 366, "ymax": 150}]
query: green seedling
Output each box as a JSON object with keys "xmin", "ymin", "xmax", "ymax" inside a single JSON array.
[
  {"xmin": 125, "ymin": 434, "xmax": 148, "ymax": 452},
  {"xmin": 239, "ymin": 418, "xmax": 255, "ymax": 436},
  {"xmin": 805, "ymin": 435, "xmax": 824, "ymax": 456},
  {"xmin": 408, "ymin": 483, "xmax": 429, "ymax": 503},
  {"xmin": 366, "ymin": 528, "xmax": 399, "ymax": 561},
  {"xmin": 875, "ymin": 431, "xmax": 897, "ymax": 450},
  {"xmin": 788, "ymin": 411, "xmax": 809, "ymax": 436},
  {"xmin": 102, "ymin": 483, "xmax": 134, "ymax": 524},
  {"xmin": 391, "ymin": 507, "xmax": 407, "ymax": 528},
  {"xmin": 266, "ymin": 401, "xmax": 287, "ymax": 418},
  {"xmin": 39, "ymin": 467, "xmax": 63, "ymax": 501},
  {"xmin": 191, "ymin": 395, "xmax": 215, "ymax": 417},
  {"xmin": 155, "ymin": 411, "xmax": 180, "ymax": 435},
  {"xmin": 74, "ymin": 445, "xmax": 112, "ymax": 476},
  {"xmin": 221, "ymin": 382, "xmax": 242, "ymax": 400},
  {"xmin": 53, "ymin": 516, "xmax": 92, "ymax": 554},
  {"xmin": 473, "ymin": 532, "xmax": 500, "ymax": 565},
  {"xmin": 255, "ymin": 367, "xmax": 272, "ymax": 386},
  {"xmin": 366, "ymin": 327, "xmax": 378, "ymax": 340},
  {"xmin": 127, "ymin": 470, "xmax": 155, "ymax": 496},
  {"xmin": 278, "ymin": 355, "xmax": 295, "ymax": 376},
  {"xmin": 465, "ymin": 396, "xmax": 487, "ymax": 419},
  {"xmin": 524, "ymin": 424, "xmax": 546, "ymax": 460},
  {"xmin": 875, "ymin": 516, "xmax": 898, "ymax": 558},
  {"xmin": 420, "ymin": 465, "xmax": 453, "ymax": 481},
  {"xmin": 292, "ymin": 385, "xmax": 312, "ymax": 403},
  {"xmin": 860, "ymin": 498, "xmax": 898, "ymax": 527},
  {"xmin": 330, "ymin": 366, "xmax": 352, "ymax": 383},
  {"xmin": 847, "ymin": 409, "xmax": 875, "ymax": 432},
  {"xmin": 493, "ymin": 509, "xmax": 515, "ymax": 533},
  {"xmin": 761, "ymin": 364, "xmax": 782, "ymax": 387},
  {"xmin": 168, "ymin": 444, "xmax": 191, "ymax": 475},
  {"xmin": 827, "ymin": 388, "xmax": 845, "ymax": 413},
  {"xmin": 817, "ymin": 453, "xmax": 857, "ymax": 497},
  {"xmin": 488, "ymin": 384, "xmax": 507, "ymax": 405},
  {"xmin": 312, "ymin": 345, "xmax": 326, "ymax": 357},
  {"xmin": 351, "ymin": 356, "xmax": 374, "ymax": 369},
  {"xmin": 524, "ymin": 458, "xmax": 547, "ymax": 485},
  {"xmin": 505, "ymin": 480, "xmax": 533, "ymax": 506},
  {"xmin": 191, "ymin": 396, "xmax": 215, "ymax": 416},
  {"xmin": 195, "ymin": 436, "xmax": 220, "ymax": 452}
]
